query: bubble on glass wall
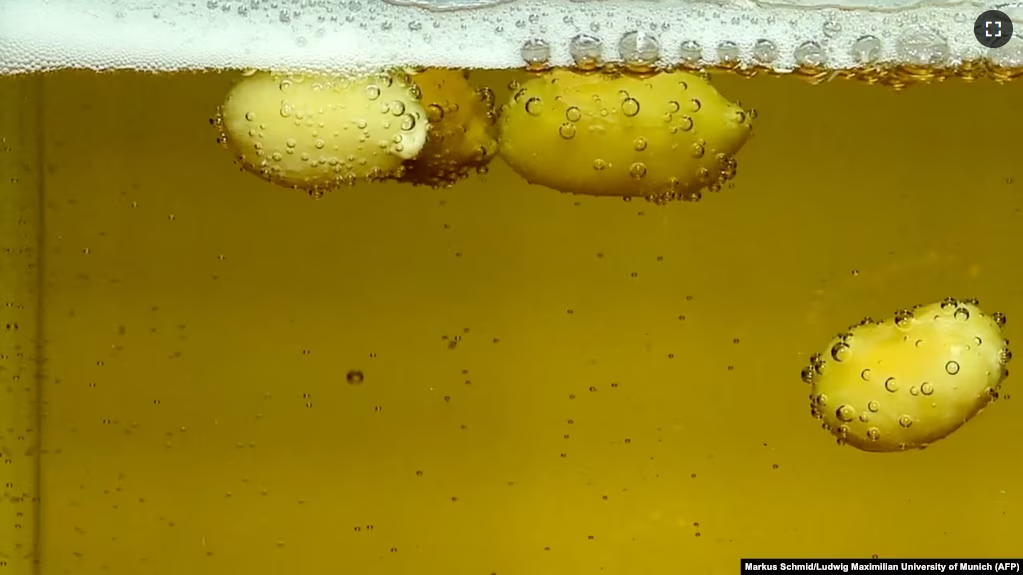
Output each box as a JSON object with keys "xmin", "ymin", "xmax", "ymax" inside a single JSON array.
[{"xmin": 802, "ymin": 298, "xmax": 1011, "ymax": 452}]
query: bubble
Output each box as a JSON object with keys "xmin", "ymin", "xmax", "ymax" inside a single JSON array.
[
  {"xmin": 896, "ymin": 27, "xmax": 949, "ymax": 66},
  {"xmin": 621, "ymin": 97, "xmax": 640, "ymax": 117},
  {"xmin": 884, "ymin": 377, "xmax": 898, "ymax": 392},
  {"xmin": 569, "ymin": 34, "xmax": 603, "ymax": 69},
  {"xmin": 716, "ymin": 41, "xmax": 740, "ymax": 64},
  {"xmin": 689, "ymin": 98, "xmax": 702, "ymax": 112},
  {"xmin": 629, "ymin": 163, "xmax": 648, "ymax": 179},
  {"xmin": 822, "ymin": 19, "xmax": 842, "ymax": 38},
  {"xmin": 894, "ymin": 309, "xmax": 913, "ymax": 328},
  {"xmin": 633, "ymin": 137, "xmax": 648, "ymax": 151},
  {"xmin": 426, "ymin": 103, "xmax": 445, "ymax": 121},
  {"xmin": 619, "ymin": 31, "xmax": 660, "ymax": 71},
  {"xmin": 346, "ymin": 370, "xmax": 365, "ymax": 384},
  {"xmin": 867, "ymin": 400, "xmax": 880, "ymax": 412},
  {"xmin": 801, "ymin": 368, "xmax": 816, "ymax": 384},
  {"xmin": 679, "ymin": 40, "xmax": 703, "ymax": 66},
  {"xmin": 954, "ymin": 307, "xmax": 970, "ymax": 321},
  {"xmin": 992, "ymin": 312, "xmax": 1007, "ymax": 327},
  {"xmin": 565, "ymin": 106, "xmax": 582, "ymax": 122},
  {"xmin": 831, "ymin": 342, "xmax": 849, "ymax": 362},
  {"xmin": 851, "ymin": 35, "xmax": 882, "ymax": 64},
  {"xmin": 860, "ymin": 369, "xmax": 871, "ymax": 381},
  {"xmin": 999, "ymin": 348, "xmax": 1013, "ymax": 365},
  {"xmin": 365, "ymin": 84, "xmax": 381, "ymax": 100},
  {"xmin": 678, "ymin": 116, "xmax": 694, "ymax": 131},
  {"xmin": 521, "ymin": 38, "xmax": 551, "ymax": 69},
  {"xmin": 898, "ymin": 415, "xmax": 913, "ymax": 428},
  {"xmin": 836, "ymin": 405, "xmax": 855, "ymax": 422},
  {"xmin": 909, "ymin": 386, "xmax": 919, "ymax": 396},
  {"xmin": 752, "ymin": 39, "xmax": 778, "ymax": 63},
  {"xmin": 945, "ymin": 361, "xmax": 960, "ymax": 375},
  {"xmin": 866, "ymin": 428, "xmax": 881, "ymax": 441},
  {"xmin": 941, "ymin": 297, "xmax": 958, "ymax": 310},
  {"xmin": 794, "ymin": 41, "xmax": 826, "ymax": 67},
  {"xmin": 690, "ymin": 142, "xmax": 705, "ymax": 158},
  {"xmin": 592, "ymin": 159, "xmax": 607, "ymax": 170},
  {"xmin": 525, "ymin": 97, "xmax": 543, "ymax": 115},
  {"xmin": 920, "ymin": 382, "xmax": 934, "ymax": 395},
  {"xmin": 559, "ymin": 123, "xmax": 576, "ymax": 139}
]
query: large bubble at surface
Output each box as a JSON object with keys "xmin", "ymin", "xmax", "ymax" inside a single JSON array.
[
  {"xmin": 496, "ymin": 69, "xmax": 753, "ymax": 202},
  {"xmin": 803, "ymin": 298, "xmax": 1012, "ymax": 452}
]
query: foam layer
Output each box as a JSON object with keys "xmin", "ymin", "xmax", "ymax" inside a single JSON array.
[{"xmin": 1, "ymin": 0, "xmax": 1022, "ymax": 74}]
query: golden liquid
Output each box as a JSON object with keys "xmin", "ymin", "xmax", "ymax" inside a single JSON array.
[{"xmin": 1, "ymin": 68, "xmax": 1022, "ymax": 575}]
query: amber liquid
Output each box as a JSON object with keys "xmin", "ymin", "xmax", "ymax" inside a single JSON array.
[{"xmin": 1, "ymin": 69, "xmax": 1022, "ymax": 575}]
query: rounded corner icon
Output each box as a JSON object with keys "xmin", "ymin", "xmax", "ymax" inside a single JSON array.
[{"xmin": 975, "ymin": 9, "xmax": 1014, "ymax": 48}]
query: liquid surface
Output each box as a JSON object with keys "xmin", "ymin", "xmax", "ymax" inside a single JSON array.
[{"xmin": 1, "ymin": 69, "xmax": 1023, "ymax": 574}]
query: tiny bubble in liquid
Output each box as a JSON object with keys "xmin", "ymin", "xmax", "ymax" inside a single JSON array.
[{"xmin": 346, "ymin": 370, "xmax": 365, "ymax": 384}]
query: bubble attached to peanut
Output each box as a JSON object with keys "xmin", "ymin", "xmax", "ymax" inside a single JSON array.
[
  {"xmin": 802, "ymin": 298, "xmax": 1011, "ymax": 452},
  {"xmin": 216, "ymin": 70, "xmax": 428, "ymax": 193},
  {"xmin": 400, "ymin": 68, "xmax": 500, "ymax": 186},
  {"xmin": 497, "ymin": 69, "xmax": 753, "ymax": 202}
]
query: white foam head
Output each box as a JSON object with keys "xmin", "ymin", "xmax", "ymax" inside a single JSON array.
[{"xmin": 1, "ymin": 0, "xmax": 1021, "ymax": 74}]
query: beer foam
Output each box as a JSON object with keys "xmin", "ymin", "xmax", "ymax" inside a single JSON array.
[{"xmin": 0, "ymin": 0, "xmax": 1020, "ymax": 74}]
